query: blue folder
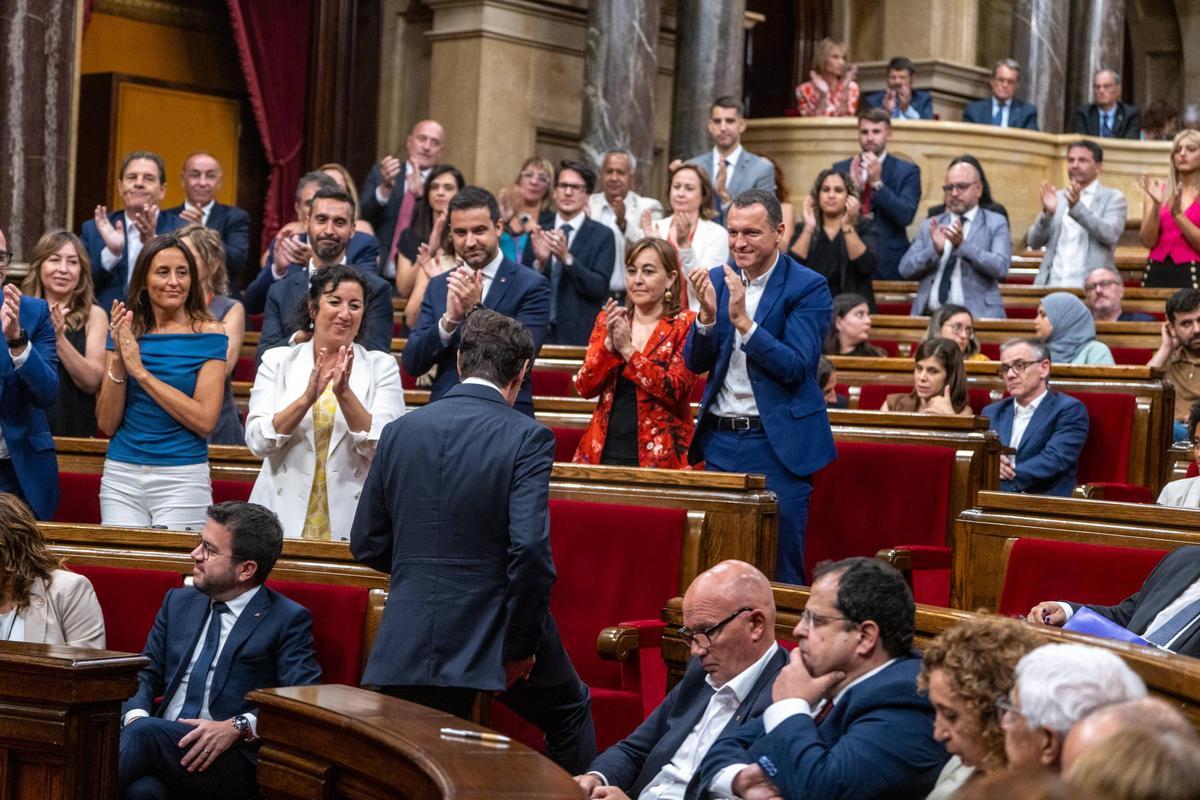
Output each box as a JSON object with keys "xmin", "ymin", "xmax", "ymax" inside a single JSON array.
[{"xmin": 1064, "ymin": 606, "xmax": 1154, "ymax": 647}]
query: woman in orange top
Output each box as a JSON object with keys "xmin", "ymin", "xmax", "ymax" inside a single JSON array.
[{"xmin": 573, "ymin": 238, "xmax": 698, "ymax": 469}]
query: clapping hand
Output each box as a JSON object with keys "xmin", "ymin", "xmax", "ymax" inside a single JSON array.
[
  {"xmin": 415, "ymin": 242, "xmax": 443, "ymax": 279},
  {"xmin": 1039, "ymin": 181, "xmax": 1058, "ymax": 216},
  {"xmin": 1066, "ymin": 181, "xmax": 1082, "ymax": 208},
  {"xmin": 530, "ymin": 228, "xmax": 553, "ymax": 268},
  {"xmin": 379, "ymin": 155, "xmax": 402, "ymax": 190},
  {"xmin": 49, "ymin": 303, "xmax": 67, "ymax": 340},
  {"xmin": 1142, "ymin": 175, "xmax": 1169, "ymax": 207},
  {"xmin": 546, "ymin": 229, "xmax": 570, "ymax": 263},
  {"xmin": 109, "ymin": 300, "xmax": 143, "ymax": 378},
  {"xmin": 330, "ymin": 345, "xmax": 354, "ymax": 398},
  {"xmin": 602, "ymin": 298, "xmax": 621, "ymax": 354},
  {"xmin": 275, "ymin": 232, "xmax": 310, "ymax": 270},
  {"xmin": 689, "ymin": 268, "xmax": 717, "ymax": 326},
  {"xmin": 405, "ymin": 159, "xmax": 424, "ymax": 197},
  {"xmin": 929, "ymin": 218, "xmax": 948, "ymax": 253},
  {"xmin": 669, "ymin": 212, "xmax": 695, "ymax": 248},
  {"xmin": 640, "ymin": 208, "xmax": 656, "ymax": 239},
  {"xmin": 862, "ymin": 151, "xmax": 883, "ymax": 185},
  {"xmin": 306, "ymin": 347, "xmax": 334, "ymax": 403},
  {"xmin": 447, "ymin": 265, "xmax": 483, "ymax": 320},
  {"xmin": 129, "ymin": 204, "xmax": 158, "ymax": 240},
  {"xmin": 944, "ymin": 218, "xmax": 964, "ymax": 248},
  {"xmin": 609, "ymin": 195, "xmax": 627, "ymax": 230},
  {"xmin": 1, "ymin": 284, "xmax": 22, "ymax": 342},
  {"xmin": 843, "ymin": 195, "xmax": 861, "ymax": 226},
  {"xmin": 607, "ymin": 302, "xmax": 633, "ymax": 359},
  {"xmin": 722, "ymin": 265, "xmax": 751, "ymax": 333},
  {"xmin": 179, "ymin": 206, "xmax": 204, "ymax": 225},
  {"xmin": 93, "ymin": 206, "xmax": 125, "ymax": 255},
  {"xmin": 801, "ymin": 196, "xmax": 817, "ymax": 229}
]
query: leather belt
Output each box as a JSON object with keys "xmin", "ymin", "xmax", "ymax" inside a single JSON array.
[{"xmin": 711, "ymin": 415, "xmax": 762, "ymax": 431}]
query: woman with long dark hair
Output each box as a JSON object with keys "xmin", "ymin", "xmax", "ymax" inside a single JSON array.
[
  {"xmin": 791, "ymin": 168, "xmax": 877, "ymax": 309},
  {"xmin": 880, "ymin": 337, "xmax": 972, "ymax": 416}
]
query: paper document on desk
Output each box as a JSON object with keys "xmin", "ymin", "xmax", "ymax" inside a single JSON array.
[{"xmin": 1063, "ymin": 607, "xmax": 1154, "ymax": 647}]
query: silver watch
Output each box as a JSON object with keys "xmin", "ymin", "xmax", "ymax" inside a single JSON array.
[{"xmin": 232, "ymin": 714, "xmax": 253, "ymax": 741}]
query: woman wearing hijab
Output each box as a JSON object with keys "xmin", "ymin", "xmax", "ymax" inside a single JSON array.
[{"xmin": 1035, "ymin": 291, "xmax": 1115, "ymax": 365}]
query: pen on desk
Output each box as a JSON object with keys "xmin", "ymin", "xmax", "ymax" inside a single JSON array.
[{"xmin": 440, "ymin": 727, "xmax": 512, "ymax": 743}]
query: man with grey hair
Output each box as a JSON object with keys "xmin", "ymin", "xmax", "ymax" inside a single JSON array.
[
  {"xmin": 999, "ymin": 643, "xmax": 1146, "ymax": 770},
  {"xmin": 1061, "ymin": 696, "xmax": 1197, "ymax": 771},
  {"xmin": 1071, "ymin": 69, "xmax": 1142, "ymax": 139},
  {"xmin": 962, "ymin": 59, "xmax": 1039, "ymax": 130},
  {"xmin": 587, "ymin": 148, "xmax": 664, "ymax": 302},
  {"xmin": 981, "ymin": 338, "xmax": 1089, "ymax": 496},
  {"xmin": 1083, "ymin": 265, "xmax": 1153, "ymax": 322}
]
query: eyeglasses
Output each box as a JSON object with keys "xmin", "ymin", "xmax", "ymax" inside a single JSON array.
[
  {"xmin": 799, "ymin": 607, "xmax": 854, "ymax": 629},
  {"xmin": 556, "ymin": 182, "xmax": 588, "ymax": 194},
  {"xmin": 997, "ymin": 359, "xmax": 1041, "ymax": 377},
  {"xmin": 941, "ymin": 181, "xmax": 979, "ymax": 193},
  {"xmin": 520, "ymin": 171, "xmax": 549, "ymax": 185},
  {"xmin": 0, "ymin": 251, "xmax": 11, "ymax": 268},
  {"xmin": 1084, "ymin": 278, "xmax": 1120, "ymax": 293},
  {"xmin": 945, "ymin": 323, "xmax": 974, "ymax": 335},
  {"xmin": 678, "ymin": 607, "xmax": 752, "ymax": 649},
  {"xmin": 995, "ymin": 695, "xmax": 1026, "ymax": 727},
  {"xmin": 193, "ymin": 536, "xmax": 247, "ymax": 562}
]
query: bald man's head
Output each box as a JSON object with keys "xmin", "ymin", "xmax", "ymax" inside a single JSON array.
[
  {"xmin": 1062, "ymin": 696, "xmax": 1196, "ymax": 771},
  {"xmin": 681, "ymin": 560, "xmax": 776, "ymax": 686}
]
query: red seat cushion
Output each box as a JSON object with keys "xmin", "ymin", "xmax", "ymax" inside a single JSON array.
[
  {"xmin": 54, "ymin": 472, "xmax": 102, "ymax": 524},
  {"xmin": 1188, "ymin": 462, "xmax": 1199, "ymax": 479},
  {"xmin": 212, "ymin": 480, "xmax": 253, "ymax": 504},
  {"xmin": 996, "ymin": 538, "xmax": 1167, "ymax": 617},
  {"xmin": 1062, "ymin": 391, "xmax": 1134, "ymax": 485},
  {"xmin": 875, "ymin": 302, "xmax": 911, "ymax": 316},
  {"xmin": 808, "ymin": 441, "xmax": 955, "ymax": 604},
  {"xmin": 1110, "ymin": 347, "xmax": 1154, "ymax": 366},
  {"xmin": 858, "ymin": 383, "xmax": 911, "ymax": 411},
  {"xmin": 69, "ymin": 564, "xmax": 182, "ymax": 653},
  {"xmin": 872, "ymin": 339, "xmax": 900, "ymax": 357},
  {"xmin": 980, "ymin": 342, "xmax": 1001, "ymax": 360},
  {"xmin": 233, "ymin": 355, "xmax": 257, "ymax": 383},
  {"xmin": 1006, "ymin": 306, "xmax": 1037, "ymax": 319},
  {"xmin": 551, "ymin": 426, "xmax": 585, "ymax": 463},
  {"xmin": 265, "ymin": 579, "xmax": 369, "ymax": 686},
  {"xmin": 531, "ymin": 369, "xmax": 575, "ymax": 397}
]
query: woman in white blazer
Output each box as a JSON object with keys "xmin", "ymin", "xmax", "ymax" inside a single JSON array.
[
  {"xmin": 651, "ymin": 163, "xmax": 730, "ymax": 312},
  {"xmin": 246, "ymin": 266, "xmax": 405, "ymax": 539}
]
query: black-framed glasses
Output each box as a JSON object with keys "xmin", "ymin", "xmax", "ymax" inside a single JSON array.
[
  {"xmin": 1084, "ymin": 278, "xmax": 1120, "ymax": 293},
  {"xmin": 799, "ymin": 608, "xmax": 853, "ymax": 629},
  {"xmin": 941, "ymin": 181, "xmax": 979, "ymax": 193},
  {"xmin": 556, "ymin": 182, "xmax": 588, "ymax": 193},
  {"xmin": 193, "ymin": 536, "xmax": 247, "ymax": 563},
  {"xmin": 679, "ymin": 607, "xmax": 753, "ymax": 649},
  {"xmin": 0, "ymin": 251, "xmax": 12, "ymax": 267},
  {"xmin": 997, "ymin": 359, "xmax": 1040, "ymax": 377}
]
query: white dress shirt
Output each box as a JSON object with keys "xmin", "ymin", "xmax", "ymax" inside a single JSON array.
[
  {"xmin": 927, "ymin": 206, "xmax": 978, "ymax": 312},
  {"xmin": 438, "ymin": 251, "xmax": 503, "ymax": 344},
  {"xmin": 185, "ymin": 199, "xmax": 216, "ymax": 227},
  {"xmin": 0, "ymin": 607, "xmax": 25, "ymax": 642},
  {"xmin": 1046, "ymin": 181, "xmax": 1099, "ymax": 287},
  {"xmin": 122, "ymin": 585, "xmax": 263, "ymax": 734},
  {"xmin": 99, "ymin": 212, "xmax": 144, "ymax": 288},
  {"xmin": 1056, "ymin": 575, "xmax": 1200, "ymax": 651},
  {"xmin": 0, "ymin": 345, "xmax": 32, "ymax": 460},
  {"xmin": 696, "ymin": 255, "xmax": 778, "ymax": 417},
  {"xmin": 1008, "ymin": 387, "xmax": 1048, "ymax": 454},
  {"xmin": 462, "ymin": 376, "xmax": 505, "ymax": 398}
]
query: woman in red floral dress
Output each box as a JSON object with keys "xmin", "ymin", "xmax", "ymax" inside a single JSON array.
[
  {"xmin": 573, "ymin": 238, "xmax": 699, "ymax": 469},
  {"xmin": 795, "ymin": 37, "xmax": 860, "ymax": 118}
]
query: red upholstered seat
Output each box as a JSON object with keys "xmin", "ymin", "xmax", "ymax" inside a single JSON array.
[
  {"xmin": 399, "ymin": 363, "xmax": 418, "ymax": 390},
  {"xmin": 212, "ymin": 480, "xmax": 253, "ymax": 504},
  {"xmin": 69, "ymin": 564, "xmax": 182, "ymax": 653},
  {"xmin": 996, "ymin": 538, "xmax": 1167, "ymax": 618},
  {"xmin": 266, "ymin": 579, "xmax": 369, "ymax": 686},
  {"xmin": 1062, "ymin": 391, "xmax": 1134, "ymax": 485},
  {"xmin": 233, "ymin": 355, "xmax": 257, "ymax": 383},
  {"xmin": 531, "ymin": 369, "xmax": 575, "ymax": 398},
  {"xmin": 1006, "ymin": 306, "xmax": 1036, "ymax": 319},
  {"xmin": 54, "ymin": 472, "xmax": 102, "ymax": 524},
  {"xmin": 808, "ymin": 441, "xmax": 955, "ymax": 604},
  {"xmin": 1088, "ymin": 483, "xmax": 1155, "ymax": 503},
  {"xmin": 1110, "ymin": 347, "xmax": 1154, "ymax": 365},
  {"xmin": 247, "ymin": 313, "xmax": 263, "ymax": 331},
  {"xmin": 489, "ymin": 500, "xmax": 687, "ymax": 752},
  {"xmin": 551, "ymin": 427, "xmax": 586, "ymax": 463},
  {"xmin": 980, "ymin": 342, "xmax": 1001, "ymax": 360},
  {"xmin": 872, "ymin": 339, "xmax": 900, "ymax": 357},
  {"xmin": 875, "ymin": 302, "xmax": 911, "ymax": 316},
  {"xmin": 1188, "ymin": 462, "xmax": 1199, "ymax": 479}
]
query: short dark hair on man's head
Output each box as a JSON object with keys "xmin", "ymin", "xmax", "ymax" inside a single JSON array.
[
  {"xmin": 730, "ymin": 189, "xmax": 783, "ymax": 228},
  {"xmin": 858, "ymin": 107, "xmax": 892, "ymax": 127},
  {"xmin": 887, "ymin": 56, "xmax": 916, "ymax": 76},
  {"xmin": 119, "ymin": 151, "xmax": 166, "ymax": 183},
  {"xmin": 712, "ymin": 95, "xmax": 745, "ymax": 117},
  {"xmin": 207, "ymin": 502, "xmax": 283, "ymax": 585},
  {"xmin": 813, "ymin": 557, "xmax": 915, "ymax": 657},
  {"xmin": 1068, "ymin": 139, "xmax": 1104, "ymax": 164},
  {"xmin": 448, "ymin": 185, "xmax": 501, "ymax": 224},
  {"xmin": 1166, "ymin": 288, "xmax": 1200, "ymax": 323},
  {"xmin": 558, "ymin": 160, "xmax": 597, "ymax": 194},
  {"xmin": 818, "ymin": 355, "xmax": 835, "ymax": 388},
  {"xmin": 307, "ymin": 186, "xmax": 356, "ymax": 219},
  {"xmin": 458, "ymin": 310, "xmax": 534, "ymax": 387},
  {"xmin": 296, "ymin": 171, "xmax": 339, "ymax": 204}
]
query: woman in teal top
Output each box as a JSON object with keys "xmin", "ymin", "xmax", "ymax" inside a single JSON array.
[
  {"xmin": 1035, "ymin": 291, "xmax": 1116, "ymax": 366},
  {"xmin": 96, "ymin": 233, "xmax": 227, "ymax": 531}
]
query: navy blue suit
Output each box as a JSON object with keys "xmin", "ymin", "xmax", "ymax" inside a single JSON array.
[
  {"xmin": 119, "ymin": 586, "xmax": 322, "ymax": 798},
  {"xmin": 832, "ymin": 155, "xmax": 921, "ymax": 280},
  {"xmin": 982, "ymin": 389, "xmax": 1089, "ymax": 497},
  {"xmin": 163, "ymin": 203, "xmax": 251, "ymax": 289},
  {"xmin": 401, "ymin": 257, "xmax": 550, "ymax": 417},
  {"xmin": 684, "ymin": 255, "xmax": 837, "ymax": 583},
  {"xmin": 0, "ymin": 296, "xmax": 59, "ymax": 519},
  {"xmin": 962, "ymin": 97, "xmax": 1039, "ymax": 130},
  {"xmin": 521, "ymin": 212, "xmax": 615, "ymax": 346},
  {"xmin": 82, "ymin": 209, "xmax": 187, "ymax": 309},
  {"xmin": 687, "ymin": 657, "xmax": 946, "ymax": 800},
  {"xmin": 863, "ymin": 89, "xmax": 934, "ymax": 120},
  {"xmin": 242, "ymin": 231, "xmax": 380, "ymax": 316},
  {"xmin": 351, "ymin": 382, "xmax": 595, "ymax": 773},
  {"xmin": 589, "ymin": 649, "xmax": 786, "ymax": 794},
  {"xmin": 360, "ymin": 162, "xmax": 419, "ymax": 265}
]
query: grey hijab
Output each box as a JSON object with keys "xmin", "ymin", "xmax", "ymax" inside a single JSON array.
[{"xmin": 1042, "ymin": 291, "xmax": 1096, "ymax": 363}]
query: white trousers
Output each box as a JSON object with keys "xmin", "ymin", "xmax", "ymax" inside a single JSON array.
[{"xmin": 99, "ymin": 459, "xmax": 212, "ymax": 532}]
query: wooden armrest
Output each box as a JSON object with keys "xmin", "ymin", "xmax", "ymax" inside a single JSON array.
[
  {"xmin": 875, "ymin": 545, "xmax": 952, "ymax": 572},
  {"xmin": 1074, "ymin": 484, "xmax": 1100, "ymax": 499},
  {"xmin": 597, "ymin": 619, "xmax": 664, "ymax": 662}
]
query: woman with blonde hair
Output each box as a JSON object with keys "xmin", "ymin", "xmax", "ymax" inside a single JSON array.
[
  {"xmin": 499, "ymin": 156, "xmax": 556, "ymax": 263},
  {"xmin": 319, "ymin": 162, "xmax": 376, "ymax": 238},
  {"xmin": 0, "ymin": 492, "xmax": 105, "ymax": 647},
  {"xmin": 1140, "ymin": 128, "xmax": 1200, "ymax": 287},
  {"xmin": 795, "ymin": 37, "xmax": 860, "ymax": 117},
  {"xmin": 21, "ymin": 229, "xmax": 107, "ymax": 437}
]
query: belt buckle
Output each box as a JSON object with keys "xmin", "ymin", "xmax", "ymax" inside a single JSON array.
[{"xmin": 733, "ymin": 416, "xmax": 751, "ymax": 431}]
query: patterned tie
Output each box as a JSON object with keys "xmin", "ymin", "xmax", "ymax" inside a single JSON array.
[
  {"xmin": 860, "ymin": 179, "xmax": 873, "ymax": 215},
  {"xmin": 386, "ymin": 185, "xmax": 419, "ymax": 270},
  {"xmin": 1146, "ymin": 597, "xmax": 1200, "ymax": 647},
  {"xmin": 177, "ymin": 602, "xmax": 229, "ymax": 719},
  {"xmin": 715, "ymin": 159, "xmax": 730, "ymax": 218},
  {"xmin": 301, "ymin": 386, "xmax": 338, "ymax": 541},
  {"xmin": 813, "ymin": 699, "xmax": 834, "ymax": 725},
  {"xmin": 549, "ymin": 223, "xmax": 572, "ymax": 325}
]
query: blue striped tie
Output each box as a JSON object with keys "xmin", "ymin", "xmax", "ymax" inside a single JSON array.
[
  {"xmin": 1146, "ymin": 597, "xmax": 1200, "ymax": 648},
  {"xmin": 178, "ymin": 602, "xmax": 229, "ymax": 719}
]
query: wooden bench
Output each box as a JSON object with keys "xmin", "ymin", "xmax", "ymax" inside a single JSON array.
[
  {"xmin": 873, "ymin": 280, "xmax": 1170, "ymax": 320},
  {"xmin": 865, "ymin": 314, "xmax": 1162, "ymax": 356}
]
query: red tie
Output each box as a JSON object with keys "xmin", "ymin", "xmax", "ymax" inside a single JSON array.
[
  {"xmin": 813, "ymin": 701, "xmax": 834, "ymax": 725},
  {"xmin": 860, "ymin": 181, "xmax": 873, "ymax": 215},
  {"xmin": 387, "ymin": 189, "xmax": 417, "ymax": 266}
]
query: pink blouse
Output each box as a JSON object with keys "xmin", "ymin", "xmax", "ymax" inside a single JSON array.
[{"xmin": 1150, "ymin": 198, "xmax": 1200, "ymax": 263}]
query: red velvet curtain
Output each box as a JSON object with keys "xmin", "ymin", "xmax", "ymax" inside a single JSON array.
[{"xmin": 226, "ymin": 0, "xmax": 312, "ymax": 249}]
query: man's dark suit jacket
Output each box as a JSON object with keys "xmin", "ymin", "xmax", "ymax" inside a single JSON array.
[
  {"xmin": 687, "ymin": 656, "xmax": 946, "ymax": 800},
  {"xmin": 1072, "ymin": 546, "xmax": 1200, "ymax": 657},
  {"xmin": 0, "ymin": 296, "xmax": 59, "ymax": 519},
  {"xmin": 401, "ymin": 257, "xmax": 551, "ymax": 417},
  {"xmin": 351, "ymin": 382, "xmax": 568, "ymax": 691},
  {"xmin": 982, "ymin": 389, "xmax": 1089, "ymax": 497},
  {"xmin": 255, "ymin": 263, "xmax": 394, "ymax": 364},
  {"xmin": 962, "ymin": 97, "xmax": 1039, "ymax": 130},
  {"xmin": 1070, "ymin": 102, "xmax": 1142, "ymax": 139},
  {"xmin": 832, "ymin": 154, "xmax": 921, "ymax": 280},
  {"xmin": 122, "ymin": 586, "xmax": 322, "ymax": 760},
  {"xmin": 81, "ymin": 209, "xmax": 186, "ymax": 308},
  {"xmin": 589, "ymin": 649, "xmax": 787, "ymax": 795},
  {"xmin": 863, "ymin": 89, "xmax": 934, "ymax": 120},
  {"xmin": 520, "ymin": 212, "xmax": 614, "ymax": 346},
  {"xmin": 242, "ymin": 231, "xmax": 380, "ymax": 316},
  {"xmin": 360, "ymin": 162, "xmax": 421, "ymax": 261},
  {"xmin": 163, "ymin": 202, "xmax": 251, "ymax": 287}
]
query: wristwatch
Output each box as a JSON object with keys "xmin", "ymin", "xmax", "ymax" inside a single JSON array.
[
  {"xmin": 6, "ymin": 329, "xmax": 27, "ymax": 350},
  {"xmin": 232, "ymin": 714, "xmax": 254, "ymax": 741}
]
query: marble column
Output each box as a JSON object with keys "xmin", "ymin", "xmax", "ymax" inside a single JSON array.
[
  {"xmin": 580, "ymin": 0, "xmax": 661, "ymax": 182},
  {"xmin": 1066, "ymin": 0, "xmax": 1125, "ymax": 122},
  {"xmin": 669, "ymin": 0, "xmax": 747, "ymax": 162},
  {"xmin": 0, "ymin": 0, "xmax": 79, "ymax": 264},
  {"xmin": 1011, "ymin": 0, "xmax": 1069, "ymax": 133}
]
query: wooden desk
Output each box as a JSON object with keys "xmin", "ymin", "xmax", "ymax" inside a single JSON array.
[
  {"xmin": 251, "ymin": 685, "xmax": 581, "ymax": 799},
  {"xmin": 0, "ymin": 642, "xmax": 147, "ymax": 800}
]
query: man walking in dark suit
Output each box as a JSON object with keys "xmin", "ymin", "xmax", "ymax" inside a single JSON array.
[
  {"xmin": 1071, "ymin": 70, "xmax": 1141, "ymax": 139},
  {"xmin": 833, "ymin": 108, "xmax": 922, "ymax": 280},
  {"xmin": 522, "ymin": 160, "xmax": 615, "ymax": 346},
  {"xmin": 351, "ymin": 309, "xmax": 596, "ymax": 773},
  {"xmin": 119, "ymin": 502, "xmax": 322, "ymax": 799},
  {"xmin": 575, "ymin": 561, "xmax": 786, "ymax": 799},
  {"xmin": 403, "ymin": 187, "xmax": 550, "ymax": 417},
  {"xmin": 1029, "ymin": 545, "xmax": 1200, "ymax": 657},
  {"xmin": 164, "ymin": 152, "xmax": 251, "ymax": 290},
  {"xmin": 688, "ymin": 558, "xmax": 947, "ymax": 800},
  {"xmin": 962, "ymin": 59, "xmax": 1039, "ymax": 130},
  {"xmin": 684, "ymin": 189, "xmax": 837, "ymax": 585}
]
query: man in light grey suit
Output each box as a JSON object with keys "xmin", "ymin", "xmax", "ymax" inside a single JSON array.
[
  {"xmin": 1029, "ymin": 140, "xmax": 1127, "ymax": 287},
  {"xmin": 899, "ymin": 158, "xmax": 1011, "ymax": 319},
  {"xmin": 682, "ymin": 96, "xmax": 776, "ymax": 223}
]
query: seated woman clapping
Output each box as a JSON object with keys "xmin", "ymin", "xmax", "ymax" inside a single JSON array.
[
  {"xmin": 573, "ymin": 238, "xmax": 698, "ymax": 469},
  {"xmin": 881, "ymin": 337, "xmax": 973, "ymax": 416},
  {"xmin": 246, "ymin": 266, "xmax": 405, "ymax": 539}
]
